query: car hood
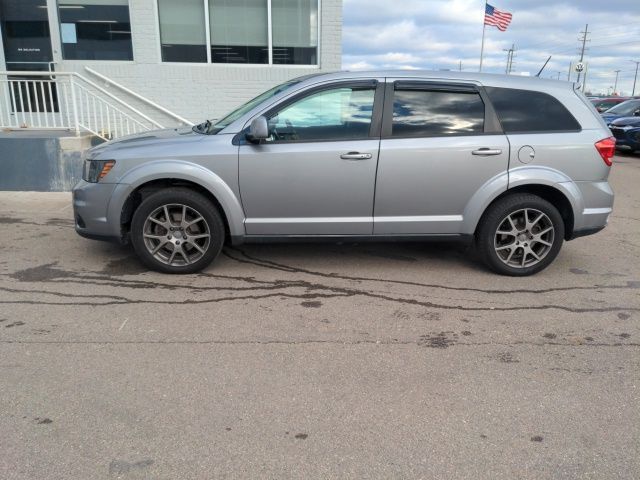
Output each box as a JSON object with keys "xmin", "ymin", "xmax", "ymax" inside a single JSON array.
[
  {"xmin": 609, "ymin": 116, "xmax": 640, "ymax": 128},
  {"xmin": 601, "ymin": 114, "xmax": 622, "ymax": 124},
  {"xmin": 87, "ymin": 126, "xmax": 200, "ymax": 159}
]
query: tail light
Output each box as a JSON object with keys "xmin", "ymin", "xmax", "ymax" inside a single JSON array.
[{"xmin": 595, "ymin": 137, "xmax": 615, "ymax": 166}]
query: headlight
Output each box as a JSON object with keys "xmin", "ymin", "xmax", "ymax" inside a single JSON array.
[{"xmin": 83, "ymin": 159, "xmax": 116, "ymax": 183}]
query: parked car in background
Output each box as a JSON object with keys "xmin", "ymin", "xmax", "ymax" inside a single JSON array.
[
  {"xmin": 601, "ymin": 98, "xmax": 640, "ymax": 124},
  {"xmin": 590, "ymin": 96, "xmax": 629, "ymax": 113},
  {"xmin": 609, "ymin": 116, "xmax": 640, "ymax": 153},
  {"xmin": 73, "ymin": 71, "xmax": 615, "ymax": 276}
]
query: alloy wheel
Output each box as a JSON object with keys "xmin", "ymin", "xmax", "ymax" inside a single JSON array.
[
  {"xmin": 493, "ymin": 208, "xmax": 555, "ymax": 268},
  {"xmin": 142, "ymin": 203, "xmax": 211, "ymax": 266}
]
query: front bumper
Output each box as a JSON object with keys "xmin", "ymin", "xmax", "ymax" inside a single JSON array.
[{"xmin": 72, "ymin": 180, "xmax": 123, "ymax": 243}]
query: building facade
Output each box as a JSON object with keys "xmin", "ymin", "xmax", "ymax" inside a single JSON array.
[{"xmin": 0, "ymin": 0, "xmax": 342, "ymax": 123}]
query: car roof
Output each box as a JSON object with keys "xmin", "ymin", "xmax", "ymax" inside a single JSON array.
[{"xmin": 293, "ymin": 69, "xmax": 575, "ymax": 91}]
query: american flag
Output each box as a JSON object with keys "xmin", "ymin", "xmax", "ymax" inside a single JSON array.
[{"xmin": 484, "ymin": 3, "xmax": 512, "ymax": 31}]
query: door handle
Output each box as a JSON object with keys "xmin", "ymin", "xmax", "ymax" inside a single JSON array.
[
  {"xmin": 472, "ymin": 148, "xmax": 502, "ymax": 156},
  {"xmin": 340, "ymin": 152, "xmax": 372, "ymax": 160}
]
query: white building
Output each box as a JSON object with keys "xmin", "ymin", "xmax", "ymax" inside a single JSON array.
[{"xmin": 0, "ymin": 0, "xmax": 342, "ymax": 125}]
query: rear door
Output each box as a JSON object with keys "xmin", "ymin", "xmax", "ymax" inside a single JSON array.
[{"xmin": 373, "ymin": 80, "xmax": 509, "ymax": 234}]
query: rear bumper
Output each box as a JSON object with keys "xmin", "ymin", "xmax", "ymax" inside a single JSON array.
[{"xmin": 570, "ymin": 180, "xmax": 614, "ymax": 236}]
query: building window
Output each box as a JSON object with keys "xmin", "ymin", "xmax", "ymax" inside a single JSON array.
[
  {"xmin": 272, "ymin": 0, "xmax": 318, "ymax": 65},
  {"xmin": 157, "ymin": 0, "xmax": 318, "ymax": 65},
  {"xmin": 57, "ymin": 0, "xmax": 133, "ymax": 61},
  {"xmin": 209, "ymin": 0, "xmax": 268, "ymax": 64},
  {"xmin": 158, "ymin": 0, "xmax": 206, "ymax": 63}
]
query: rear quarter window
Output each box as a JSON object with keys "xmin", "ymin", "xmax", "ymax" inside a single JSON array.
[{"xmin": 485, "ymin": 87, "xmax": 581, "ymax": 133}]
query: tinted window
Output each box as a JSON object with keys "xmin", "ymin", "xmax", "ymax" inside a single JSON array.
[
  {"xmin": 392, "ymin": 90, "xmax": 485, "ymax": 137},
  {"xmin": 485, "ymin": 87, "xmax": 580, "ymax": 133},
  {"xmin": 158, "ymin": 0, "xmax": 207, "ymax": 62},
  {"xmin": 58, "ymin": 0, "xmax": 133, "ymax": 61},
  {"xmin": 604, "ymin": 99, "xmax": 640, "ymax": 116},
  {"xmin": 267, "ymin": 86, "xmax": 376, "ymax": 142}
]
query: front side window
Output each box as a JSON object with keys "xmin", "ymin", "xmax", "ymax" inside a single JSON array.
[
  {"xmin": 158, "ymin": 0, "xmax": 207, "ymax": 63},
  {"xmin": 392, "ymin": 89, "xmax": 485, "ymax": 137},
  {"xmin": 266, "ymin": 86, "xmax": 376, "ymax": 142},
  {"xmin": 485, "ymin": 87, "xmax": 581, "ymax": 133},
  {"xmin": 58, "ymin": 0, "xmax": 133, "ymax": 61},
  {"xmin": 157, "ymin": 0, "xmax": 318, "ymax": 65}
]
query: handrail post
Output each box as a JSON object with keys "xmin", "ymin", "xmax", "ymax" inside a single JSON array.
[{"xmin": 69, "ymin": 75, "xmax": 80, "ymax": 135}]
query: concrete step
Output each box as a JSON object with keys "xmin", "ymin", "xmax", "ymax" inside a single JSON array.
[{"xmin": 0, "ymin": 130, "xmax": 101, "ymax": 191}]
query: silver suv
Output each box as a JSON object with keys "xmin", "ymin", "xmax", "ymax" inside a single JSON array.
[{"xmin": 73, "ymin": 71, "xmax": 615, "ymax": 276}]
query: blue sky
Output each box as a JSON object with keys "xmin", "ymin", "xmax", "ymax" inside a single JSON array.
[{"xmin": 342, "ymin": 0, "xmax": 640, "ymax": 95}]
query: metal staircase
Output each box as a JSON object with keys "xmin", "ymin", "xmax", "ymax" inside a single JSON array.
[{"xmin": 0, "ymin": 69, "xmax": 193, "ymax": 141}]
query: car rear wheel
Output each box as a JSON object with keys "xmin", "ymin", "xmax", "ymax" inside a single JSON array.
[
  {"xmin": 476, "ymin": 193, "xmax": 565, "ymax": 276},
  {"xmin": 130, "ymin": 188, "xmax": 225, "ymax": 274}
]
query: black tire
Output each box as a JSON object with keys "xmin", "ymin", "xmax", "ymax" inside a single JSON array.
[
  {"xmin": 476, "ymin": 193, "xmax": 565, "ymax": 276},
  {"xmin": 130, "ymin": 188, "xmax": 225, "ymax": 274}
]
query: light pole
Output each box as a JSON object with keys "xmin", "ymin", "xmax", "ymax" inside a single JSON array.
[
  {"xmin": 631, "ymin": 60, "xmax": 640, "ymax": 96},
  {"xmin": 614, "ymin": 70, "xmax": 621, "ymax": 95}
]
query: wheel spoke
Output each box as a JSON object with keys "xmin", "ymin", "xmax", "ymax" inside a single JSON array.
[
  {"xmin": 528, "ymin": 212, "xmax": 544, "ymax": 230},
  {"xmin": 181, "ymin": 205, "xmax": 187, "ymax": 226},
  {"xmin": 163, "ymin": 206, "xmax": 173, "ymax": 226},
  {"xmin": 532, "ymin": 238, "xmax": 552, "ymax": 247},
  {"xmin": 185, "ymin": 216, "xmax": 204, "ymax": 228},
  {"xmin": 148, "ymin": 217, "xmax": 167, "ymax": 229},
  {"xmin": 187, "ymin": 241, "xmax": 205, "ymax": 254},
  {"xmin": 151, "ymin": 240, "xmax": 169, "ymax": 255},
  {"xmin": 144, "ymin": 233, "xmax": 167, "ymax": 240},
  {"xmin": 496, "ymin": 243, "xmax": 515, "ymax": 251},
  {"xmin": 179, "ymin": 245, "xmax": 191, "ymax": 264},
  {"xmin": 168, "ymin": 246, "xmax": 178, "ymax": 264},
  {"xmin": 188, "ymin": 233, "xmax": 210, "ymax": 240}
]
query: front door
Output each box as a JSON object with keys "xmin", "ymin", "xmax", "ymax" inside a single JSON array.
[
  {"xmin": 374, "ymin": 80, "xmax": 509, "ymax": 234},
  {"xmin": 239, "ymin": 80, "xmax": 383, "ymax": 235},
  {"xmin": 0, "ymin": 0, "xmax": 53, "ymax": 71}
]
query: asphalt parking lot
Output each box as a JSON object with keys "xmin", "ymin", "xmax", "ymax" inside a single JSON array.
[{"xmin": 0, "ymin": 155, "xmax": 639, "ymax": 479}]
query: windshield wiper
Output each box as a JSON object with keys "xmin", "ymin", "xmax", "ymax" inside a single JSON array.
[{"xmin": 192, "ymin": 119, "xmax": 212, "ymax": 134}]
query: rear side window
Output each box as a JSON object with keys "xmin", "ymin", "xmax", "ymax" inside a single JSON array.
[
  {"xmin": 485, "ymin": 87, "xmax": 581, "ymax": 133},
  {"xmin": 392, "ymin": 90, "xmax": 485, "ymax": 137}
]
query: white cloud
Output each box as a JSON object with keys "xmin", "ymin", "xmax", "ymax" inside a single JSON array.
[{"xmin": 342, "ymin": 0, "xmax": 640, "ymax": 95}]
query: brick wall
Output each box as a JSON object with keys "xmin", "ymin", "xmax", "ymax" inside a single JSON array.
[{"xmin": 55, "ymin": 0, "xmax": 343, "ymax": 125}]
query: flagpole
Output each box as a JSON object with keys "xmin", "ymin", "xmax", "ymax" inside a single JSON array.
[{"xmin": 479, "ymin": 0, "xmax": 487, "ymax": 72}]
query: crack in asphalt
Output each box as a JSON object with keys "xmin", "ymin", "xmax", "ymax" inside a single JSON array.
[
  {"xmin": 0, "ymin": 245, "xmax": 638, "ymax": 313},
  {"xmin": 223, "ymin": 248, "xmax": 640, "ymax": 295},
  {"xmin": 0, "ymin": 339, "xmax": 638, "ymax": 347}
]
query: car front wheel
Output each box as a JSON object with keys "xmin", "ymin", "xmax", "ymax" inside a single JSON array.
[
  {"xmin": 130, "ymin": 188, "xmax": 225, "ymax": 274},
  {"xmin": 476, "ymin": 193, "xmax": 565, "ymax": 276}
]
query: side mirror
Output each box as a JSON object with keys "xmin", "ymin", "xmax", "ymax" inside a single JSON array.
[
  {"xmin": 634, "ymin": 110, "xmax": 640, "ymax": 117},
  {"xmin": 247, "ymin": 116, "xmax": 269, "ymax": 142}
]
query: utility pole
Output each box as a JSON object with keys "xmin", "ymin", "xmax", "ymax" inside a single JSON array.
[
  {"xmin": 503, "ymin": 43, "xmax": 515, "ymax": 74},
  {"xmin": 567, "ymin": 60, "xmax": 572, "ymax": 81},
  {"xmin": 459, "ymin": 60, "xmax": 462, "ymax": 72},
  {"xmin": 613, "ymin": 70, "xmax": 621, "ymax": 95},
  {"xmin": 631, "ymin": 60, "xmax": 640, "ymax": 96},
  {"xmin": 576, "ymin": 24, "xmax": 590, "ymax": 85},
  {"xmin": 557, "ymin": 71, "xmax": 562, "ymax": 80}
]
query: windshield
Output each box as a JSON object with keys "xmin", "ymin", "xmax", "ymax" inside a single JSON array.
[
  {"xmin": 192, "ymin": 79, "xmax": 301, "ymax": 135},
  {"xmin": 605, "ymin": 99, "xmax": 640, "ymax": 115}
]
